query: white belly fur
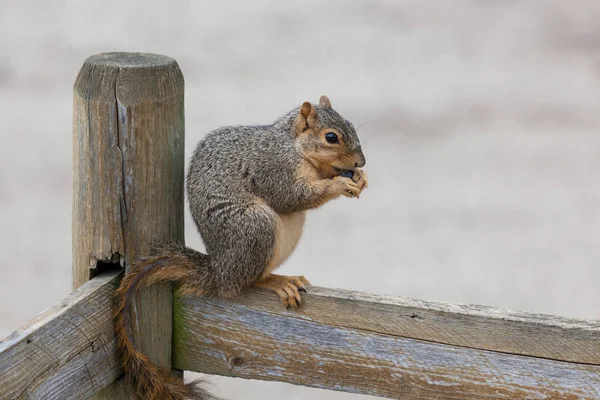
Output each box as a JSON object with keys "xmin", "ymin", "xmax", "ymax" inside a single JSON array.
[{"xmin": 266, "ymin": 211, "xmax": 306, "ymax": 275}]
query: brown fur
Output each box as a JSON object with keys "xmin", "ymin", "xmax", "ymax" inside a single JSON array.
[
  {"xmin": 307, "ymin": 127, "xmax": 357, "ymax": 170},
  {"xmin": 114, "ymin": 248, "xmax": 218, "ymax": 400},
  {"xmin": 295, "ymin": 160, "xmax": 364, "ymax": 208}
]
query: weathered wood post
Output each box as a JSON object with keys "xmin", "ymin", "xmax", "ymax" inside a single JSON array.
[{"xmin": 72, "ymin": 52, "xmax": 185, "ymax": 397}]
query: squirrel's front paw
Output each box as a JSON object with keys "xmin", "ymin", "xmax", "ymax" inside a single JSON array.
[
  {"xmin": 253, "ymin": 274, "xmax": 311, "ymax": 309},
  {"xmin": 352, "ymin": 168, "xmax": 368, "ymax": 195},
  {"xmin": 333, "ymin": 175, "xmax": 361, "ymax": 198}
]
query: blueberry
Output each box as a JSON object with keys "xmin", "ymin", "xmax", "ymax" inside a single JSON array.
[{"xmin": 340, "ymin": 170, "xmax": 354, "ymax": 179}]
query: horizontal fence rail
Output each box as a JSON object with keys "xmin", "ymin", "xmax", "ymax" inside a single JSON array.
[
  {"xmin": 173, "ymin": 287, "xmax": 600, "ymax": 399},
  {"xmin": 0, "ymin": 271, "xmax": 122, "ymax": 400},
  {"xmin": 1, "ymin": 273, "xmax": 600, "ymax": 399}
]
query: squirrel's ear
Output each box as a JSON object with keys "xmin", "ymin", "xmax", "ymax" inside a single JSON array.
[
  {"xmin": 300, "ymin": 102, "xmax": 313, "ymax": 119},
  {"xmin": 319, "ymin": 95, "xmax": 332, "ymax": 108},
  {"xmin": 296, "ymin": 102, "xmax": 316, "ymax": 134}
]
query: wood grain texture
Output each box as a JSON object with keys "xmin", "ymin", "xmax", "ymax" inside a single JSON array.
[
  {"xmin": 0, "ymin": 272, "xmax": 121, "ymax": 400},
  {"xmin": 219, "ymin": 286, "xmax": 600, "ymax": 365},
  {"xmin": 72, "ymin": 52, "xmax": 185, "ymax": 398},
  {"xmin": 173, "ymin": 287, "xmax": 600, "ymax": 399}
]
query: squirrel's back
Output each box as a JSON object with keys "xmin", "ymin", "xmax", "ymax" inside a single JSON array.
[{"xmin": 187, "ymin": 110, "xmax": 302, "ymax": 219}]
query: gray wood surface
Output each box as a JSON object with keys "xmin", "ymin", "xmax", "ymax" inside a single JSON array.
[
  {"xmin": 173, "ymin": 287, "xmax": 600, "ymax": 399},
  {"xmin": 71, "ymin": 52, "xmax": 186, "ymax": 398},
  {"xmin": 0, "ymin": 271, "xmax": 121, "ymax": 400},
  {"xmin": 2, "ymin": 276, "xmax": 599, "ymax": 399},
  {"xmin": 222, "ymin": 286, "xmax": 600, "ymax": 365}
]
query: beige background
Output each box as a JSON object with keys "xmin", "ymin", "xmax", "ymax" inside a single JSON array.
[{"xmin": 1, "ymin": 1, "xmax": 599, "ymax": 399}]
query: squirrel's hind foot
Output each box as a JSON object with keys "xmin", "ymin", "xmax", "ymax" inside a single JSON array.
[{"xmin": 253, "ymin": 274, "xmax": 311, "ymax": 309}]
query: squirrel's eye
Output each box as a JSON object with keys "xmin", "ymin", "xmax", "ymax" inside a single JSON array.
[{"xmin": 325, "ymin": 132, "xmax": 339, "ymax": 144}]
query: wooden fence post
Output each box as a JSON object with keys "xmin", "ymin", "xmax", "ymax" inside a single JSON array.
[{"xmin": 72, "ymin": 52, "xmax": 185, "ymax": 397}]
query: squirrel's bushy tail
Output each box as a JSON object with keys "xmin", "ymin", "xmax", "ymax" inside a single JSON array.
[{"xmin": 114, "ymin": 242, "xmax": 216, "ymax": 400}]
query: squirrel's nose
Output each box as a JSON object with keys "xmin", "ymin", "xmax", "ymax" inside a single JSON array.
[{"xmin": 354, "ymin": 150, "xmax": 366, "ymax": 168}]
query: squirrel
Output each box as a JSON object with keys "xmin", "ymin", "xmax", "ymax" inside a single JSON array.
[{"xmin": 114, "ymin": 95, "xmax": 368, "ymax": 400}]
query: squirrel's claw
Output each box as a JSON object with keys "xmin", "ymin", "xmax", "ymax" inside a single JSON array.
[
  {"xmin": 334, "ymin": 176, "xmax": 361, "ymax": 198},
  {"xmin": 253, "ymin": 274, "xmax": 311, "ymax": 309}
]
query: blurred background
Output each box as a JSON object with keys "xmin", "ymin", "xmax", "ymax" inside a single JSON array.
[{"xmin": 1, "ymin": 1, "xmax": 599, "ymax": 398}]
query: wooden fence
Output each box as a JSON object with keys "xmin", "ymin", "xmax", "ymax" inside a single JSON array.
[{"xmin": 1, "ymin": 52, "xmax": 599, "ymax": 400}]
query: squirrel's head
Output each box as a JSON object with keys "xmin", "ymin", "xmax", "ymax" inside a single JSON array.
[{"xmin": 294, "ymin": 95, "xmax": 366, "ymax": 175}]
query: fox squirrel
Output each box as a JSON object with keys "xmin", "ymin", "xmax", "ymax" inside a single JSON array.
[{"xmin": 114, "ymin": 95, "xmax": 368, "ymax": 399}]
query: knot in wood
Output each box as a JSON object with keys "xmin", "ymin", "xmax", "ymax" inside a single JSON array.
[{"xmin": 228, "ymin": 355, "xmax": 245, "ymax": 369}]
